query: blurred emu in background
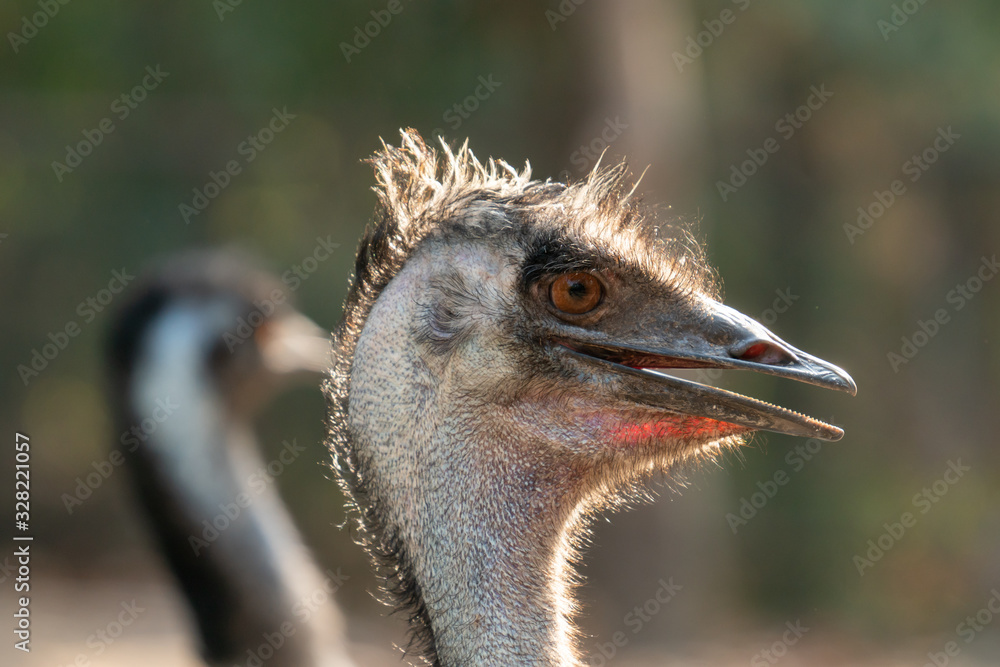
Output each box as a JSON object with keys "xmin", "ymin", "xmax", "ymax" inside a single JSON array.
[{"xmin": 106, "ymin": 250, "xmax": 356, "ymax": 667}]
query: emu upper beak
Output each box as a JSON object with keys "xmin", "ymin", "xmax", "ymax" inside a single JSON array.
[
  {"xmin": 259, "ymin": 311, "xmax": 332, "ymax": 377},
  {"xmin": 559, "ymin": 301, "xmax": 857, "ymax": 441}
]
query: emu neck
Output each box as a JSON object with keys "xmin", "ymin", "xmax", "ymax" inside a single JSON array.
[
  {"xmin": 362, "ymin": 407, "xmax": 589, "ymax": 666},
  {"xmin": 130, "ymin": 303, "xmax": 349, "ymax": 666},
  {"xmin": 347, "ymin": 253, "xmax": 591, "ymax": 665},
  {"xmin": 424, "ymin": 427, "xmax": 584, "ymax": 665}
]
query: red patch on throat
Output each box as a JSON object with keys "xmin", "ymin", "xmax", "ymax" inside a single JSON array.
[{"xmin": 612, "ymin": 416, "xmax": 748, "ymax": 445}]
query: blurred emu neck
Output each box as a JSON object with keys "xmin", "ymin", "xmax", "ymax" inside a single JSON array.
[{"xmin": 130, "ymin": 303, "xmax": 326, "ymax": 665}]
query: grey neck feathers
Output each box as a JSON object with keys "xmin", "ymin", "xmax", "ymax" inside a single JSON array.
[
  {"xmin": 130, "ymin": 302, "xmax": 352, "ymax": 667},
  {"xmin": 344, "ymin": 253, "xmax": 594, "ymax": 666}
]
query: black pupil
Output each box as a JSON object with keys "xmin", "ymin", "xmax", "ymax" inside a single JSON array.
[{"xmin": 567, "ymin": 280, "xmax": 588, "ymax": 299}]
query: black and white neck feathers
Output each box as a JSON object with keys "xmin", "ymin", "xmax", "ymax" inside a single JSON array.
[{"xmin": 109, "ymin": 250, "xmax": 354, "ymax": 667}]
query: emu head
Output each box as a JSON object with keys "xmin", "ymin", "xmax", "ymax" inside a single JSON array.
[
  {"xmin": 109, "ymin": 250, "xmax": 330, "ymax": 420},
  {"xmin": 331, "ymin": 130, "xmax": 854, "ymax": 466},
  {"xmin": 326, "ymin": 130, "xmax": 855, "ymax": 665}
]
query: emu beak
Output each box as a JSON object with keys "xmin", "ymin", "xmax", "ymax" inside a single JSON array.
[
  {"xmin": 560, "ymin": 301, "xmax": 856, "ymax": 441},
  {"xmin": 259, "ymin": 311, "xmax": 331, "ymax": 377}
]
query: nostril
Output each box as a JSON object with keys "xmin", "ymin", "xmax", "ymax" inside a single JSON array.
[
  {"xmin": 734, "ymin": 340, "xmax": 795, "ymax": 366},
  {"xmin": 740, "ymin": 342, "xmax": 769, "ymax": 360}
]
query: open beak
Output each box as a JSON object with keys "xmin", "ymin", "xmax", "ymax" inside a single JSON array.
[
  {"xmin": 558, "ymin": 301, "xmax": 856, "ymax": 441},
  {"xmin": 258, "ymin": 311, "xmax": 332, "ymax": 378}
]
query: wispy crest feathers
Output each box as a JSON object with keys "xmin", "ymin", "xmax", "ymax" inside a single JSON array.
[
  {"xmin": 370, "ymin": 130, "xmax": 533, "ymax": 239},
  {"xmin": 325, "ymin": 130, "xmax": 717, "ymax": 664},
  {"xmin": 365, "ymin": 129, "xmax": 715, "ymax": 299}
]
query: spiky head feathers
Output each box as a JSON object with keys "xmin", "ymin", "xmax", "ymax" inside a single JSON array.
[
  {"xmin": 325, "ymin": 130, "xmax": 719, "ymax": 663},
  {"xmin": 357, "ymin": 130, "xmax": 716, "ymax": 310}
]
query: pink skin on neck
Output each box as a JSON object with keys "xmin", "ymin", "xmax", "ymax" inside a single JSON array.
[{"xmin": 609, "ymin": 415, "xmax": 749, "ymax": 445}]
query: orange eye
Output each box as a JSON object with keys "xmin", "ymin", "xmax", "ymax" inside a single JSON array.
[{"xmin": 550, "ymin": 272, "xmax": 603, "ymax": 315}]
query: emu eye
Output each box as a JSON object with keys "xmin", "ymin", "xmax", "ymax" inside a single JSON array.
[{"xmin": 550, "ymin": 272, "xmax": 603, "ymax": 315}]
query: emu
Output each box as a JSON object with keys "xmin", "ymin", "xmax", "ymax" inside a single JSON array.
[
  {"xmin": 326, "ymin": 131, "xmax": 856, "ymax": 666},
  {"xmin": 108, "ymin": 251, "xmax": 356, "ymax": 667}
]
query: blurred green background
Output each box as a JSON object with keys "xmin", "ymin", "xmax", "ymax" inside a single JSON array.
[{"xmin": 2, "ymin": 0, "xmax": 999, "ymax": 665}]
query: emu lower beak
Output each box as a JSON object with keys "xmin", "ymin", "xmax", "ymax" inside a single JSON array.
[
  {"xmin": 560, "ymin": 302, "xmax": 857, "ymax": 441},
  {"xmin": 259, "ymin": 312, "xmax": 331, "ymax": 377}
]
